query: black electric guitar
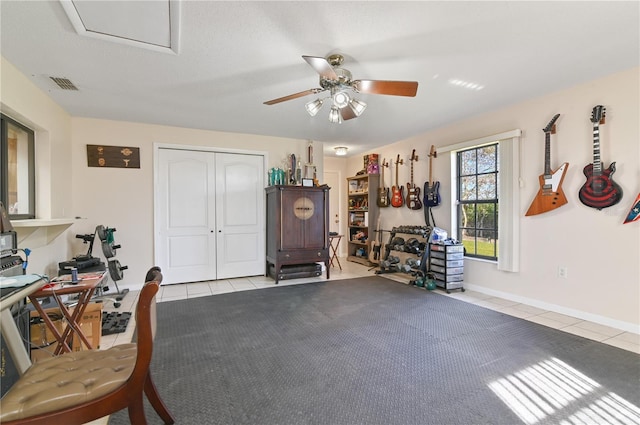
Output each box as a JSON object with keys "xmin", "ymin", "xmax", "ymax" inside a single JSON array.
[
  {"xmin": 377, "ymin": 158, "xmax": 390, "ymax": 207},
  {"xmin": 423, "ymin": 145, "xmax": 441, "ymax": 207},
  {"xmin": 579, "ymin": 105, "xmax": 623, "ymax": 210},
  {"xmin": 369, "ymin": 216, "xmax": 382, "ymax": 264},
  {"xmin": 525, "ymin": 113, "xmax": 569, "ymax": 216},
  {"xmin": 406, "ymin": 149, "xmax": 422, "ymax": 210},
  {"xmin": 390, "ymin": 154, "xmax": 404, "ymax": 208}
]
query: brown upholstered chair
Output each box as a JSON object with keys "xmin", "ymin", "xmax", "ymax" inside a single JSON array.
[{"xmin": 0, "ymin": 267, "xmax": 175, "ymax": 425}]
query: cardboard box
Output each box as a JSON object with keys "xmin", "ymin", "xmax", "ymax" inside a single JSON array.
[
  {"xmin": 72, "ymin": 302, "xmax": 102, "ymax": 351},
  {"xmin": 30, "ymin": 308, "xmax": 65, "ymax": 363},
  {"xmin": 29, "ymin": 308, "xmax": 65, "ymax": 349},
  {"xmin": 28, "ymin": 302, "xmax": 103, "ymax": 361}
]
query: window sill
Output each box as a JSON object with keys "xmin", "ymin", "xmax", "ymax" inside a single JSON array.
[{"xmin": 11, "ymin": 219, "xmax": 75, "ymax": 247}]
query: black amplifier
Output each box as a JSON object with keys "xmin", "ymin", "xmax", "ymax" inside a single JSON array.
[
  {"xmin": 0, "ymin": 255, "xmax": 23, "ymax": 276},
  {"xmin": 58, "ymin": 256, "xmax": 101, "ymax": 271},
  {"xmin": 269, "ymin": 263, "xmax": 322, "ymax": 281}
]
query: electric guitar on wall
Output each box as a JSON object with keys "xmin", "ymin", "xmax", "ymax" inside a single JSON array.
[
  {"xmin": 369, "ymin": 216, "xmax": 382, "ymax": 264},
  {"xmin": 377, "ymin": 158, "xmax": 390, "ymax": 208},
  {"xmin": 578, "ymin": 105, "xmax": 623, "ymax": 210},
  {"xmin": 623, "ymin": 193, "xmax": 640, "ymax": 224},
  {"xmin": 423, "ymin": 145, "xmax": 441, "ymax": 207},
  {"xmin": 391, "ymin": 154, "xmax": 404, "ymax": 207},
  {"xmin": 406, "ymin": 149, "xmax": 422, "ymax": 210},
  {"xmin": 525, "ymin": 113, "xmax": 569, "ymax": 216}
]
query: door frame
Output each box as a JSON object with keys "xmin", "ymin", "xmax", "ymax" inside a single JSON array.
[
  {"xmin": 322, "ymin": 169, "xmax": 345, "ymax": 257},
  {"xmin": 153, "ymin": 143, "xmax": 269, "ymax": 280}
]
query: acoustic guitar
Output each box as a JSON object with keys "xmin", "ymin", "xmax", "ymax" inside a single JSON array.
[
  {"xmin": 391, "ymin": 154, "xmax": 404, "ymax": 207},
  {"xmin": 578, "ymin": 105, "xmax": 623, "ymax": 210},
  {"xmin": 525, "ymin": 113, "xmax": 569, "ymax": 216},
  {"xmin": 406, "ymin": 149, "xmax": 422, "ymax": 210},
  {"xmin": 423, "ymin": 145, "xmax": 441, "ymax": 207},
  {"xmin": 376, "ymin": 158, "xmax": 390, "ymax": 208}
]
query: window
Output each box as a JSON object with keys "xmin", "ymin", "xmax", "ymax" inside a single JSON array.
[
  {"xmin": 1, "ymin": 114, "xmax": 35, "ymax": 219},
  {"xmin": 445, "ymin": 129, "xmax": 521, "ymax": 272},
  {"xmin": 457, "ymin": 144, "xmax": 499, "ymax": 260}
]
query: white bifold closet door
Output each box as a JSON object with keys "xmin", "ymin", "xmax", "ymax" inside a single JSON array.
[{"xmin": 156, "ymin": 148, "xmax": 264, "ymax": 284}]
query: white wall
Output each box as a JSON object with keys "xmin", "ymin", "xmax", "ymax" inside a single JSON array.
[
  {"xmin": 348, "ymin": 67, "xmax": 640, "ymax": 332},
  {"xmin": 1, "ymin": 56, "xmax": 75, "ymax": 275},
  {"xmin": 70, "ymin": 118, "xmax": 318, "ymax": 288}
]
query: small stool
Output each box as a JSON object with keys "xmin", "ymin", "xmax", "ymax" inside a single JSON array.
[{"xmin": 328, "ymin": 234, "xmax": 343, "ymax": 270}]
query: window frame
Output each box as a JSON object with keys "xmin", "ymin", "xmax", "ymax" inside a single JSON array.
[
  {"xmin": 443, "ymin": 129, "xmax": 521, "ymax": 272},
  {"xmin": 456, "ymin": 143, "xmax": 500, "ymax": 261},
  {"xmin": 1, "ymin": 113, "xmax": 36, "ymax": 220}
]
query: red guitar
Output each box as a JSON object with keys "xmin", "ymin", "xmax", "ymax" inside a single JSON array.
[
  {"xmin": 406, "ymin": 149, "xmax": 422, "ymax": 210},
  {"xmin": 579, "ymin": 105, "xmax": 623, "ymax": 210},
  {"xmin": 525, "ymin": 113, "xmax": 569, "ymax": 216},
  {"xmin": 391, "ymin": 154, "xmax": 404, "ymax": 207}
]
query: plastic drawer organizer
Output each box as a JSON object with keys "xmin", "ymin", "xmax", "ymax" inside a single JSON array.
[{"xmin": 429, "ymin": 242, "xmax": 465, "ymax": 293}]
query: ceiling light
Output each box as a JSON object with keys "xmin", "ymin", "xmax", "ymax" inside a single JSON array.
[
  {"xmin": 348, "ymin": 99, "xmax": 367, "ymax": 116},
  {"xmin": 334, "ymin": 147, "xmax": 348, "ymax": 156},
  {"xmin": 305, "ymin": 98, "xmax": 324, "ymax": 116},
  {"xmin": 328, "ymin": 106, "xmax": 343, "ymax": 124},
  {"xmin": 333, "ymin": 91, "xmax": 350, "ymax": 108}
]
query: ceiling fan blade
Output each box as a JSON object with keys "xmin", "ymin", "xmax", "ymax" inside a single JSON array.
[
  {"xmin": 302, "ymin": 56, "xmax": 338, "ymax": 80},
  {"xmin": 353, "ymin": 80, "xmax": 418, "ymax": 97},
  {"xmin": 263, "ymin": 88, "xmax": 324, "ymax": 105},
  {"xmin": 340, "ymin": 106, "xmax": 357, "ymax": 121}
]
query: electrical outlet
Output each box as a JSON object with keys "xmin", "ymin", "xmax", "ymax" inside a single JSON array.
[{"xmin": 558, "ymin": 266, "xmax": 568, "ymax": 279}]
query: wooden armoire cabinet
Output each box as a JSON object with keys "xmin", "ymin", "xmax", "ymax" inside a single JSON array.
[{"xmin": 265, "ymin": 185, "xmax": 330, "ymax": 283}]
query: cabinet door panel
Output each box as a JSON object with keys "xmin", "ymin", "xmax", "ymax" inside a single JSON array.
[
  {"xmin": 305, "ymin": 190, "xmax": 327, "ymax": 249},
  {"xmin": 281, "ymin": 190, "xmax": 305, "ymax": 250}
]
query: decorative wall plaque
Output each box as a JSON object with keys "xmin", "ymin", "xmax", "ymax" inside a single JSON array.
[{"xmin": 87, "ymin": 145, "xmax": 140, "ymax": 168}]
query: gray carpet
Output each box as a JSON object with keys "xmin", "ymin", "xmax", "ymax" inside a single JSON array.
[{"xmin": 109, "ymin": 276, "xmax": 640, "ymax": 425}]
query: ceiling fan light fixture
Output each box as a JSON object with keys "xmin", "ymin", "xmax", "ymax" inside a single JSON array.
[
  {"xmin": 328, "ymin": 106, "xmax": 343, "ymax": 124},
  {"xmin": 332, "ymin": 91, "xmax": 350, "ymax": 109},
  {"xmin": 305, "ymin": 98, "xmax": 324, "ymax": 116},
  {"xmin": 334, "ymin": 146, "xmax": 348, "ymax": 156},
  {"xmin": 348, "ymin": 98, "xmax": 367, "ymax": 116}
]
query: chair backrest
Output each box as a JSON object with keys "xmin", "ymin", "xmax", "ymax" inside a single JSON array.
[
  {"xmin": 130, "ymin": 267, "xmax": 162, "ymax": 389},
  {"xmin": 143, "ymin": 266, "xmax": 162, "ymax": 340}
]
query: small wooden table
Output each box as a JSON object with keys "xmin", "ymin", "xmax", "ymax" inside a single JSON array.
[
  {"xmin": 28, "ymin": 272, "xmax": 106, "ymax": 355},
  {"xmin": 328, "ymin": 234, "xmax": 343, "ymax": 270}
]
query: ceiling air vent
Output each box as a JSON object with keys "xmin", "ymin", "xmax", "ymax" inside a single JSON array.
[{"xmin": 49, "ymin": 77, "xmax": 79, "ymax": 91}]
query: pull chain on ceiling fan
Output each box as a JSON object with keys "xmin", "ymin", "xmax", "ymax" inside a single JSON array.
[{"xmin": 264, "ymin": 54, "xmax": 419, "ymax": 123}]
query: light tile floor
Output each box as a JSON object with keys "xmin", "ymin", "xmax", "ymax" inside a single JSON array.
[{"xmin": 88, "ymin": 259, "xmax": 639, "ymax": 424}]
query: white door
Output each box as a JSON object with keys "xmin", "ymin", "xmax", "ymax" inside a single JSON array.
[
  {"xmin": 323, "ymin": 170, "xmax": 341, "ymax": 233},
  {"xmin": 156, "ymin": 148, "xmax": 265, "ymax": 284},
  {"xmin": 156, "ymin": 148, "xmax": 216, "ymax": 284},
  {"xmin": 215, "ymin": 153, "xmax": 264, "ymax": 279}
]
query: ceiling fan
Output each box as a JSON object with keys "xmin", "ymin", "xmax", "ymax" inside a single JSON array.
[{"xmin": 263, "ymin": 54, "xmax": 419, "ymax": 123}]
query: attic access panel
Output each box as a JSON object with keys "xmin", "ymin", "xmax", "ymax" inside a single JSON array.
[{"xmin": 59, "ymin": 0, "xmax": 180, "ymax": 54}]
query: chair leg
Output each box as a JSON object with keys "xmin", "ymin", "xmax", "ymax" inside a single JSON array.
[
  {"xmin": 144, "ymin": 373, "xmax": 176, "ymax": 424},
  {"xmin": 127, "ymin": 393, "xmax": 148, "ymax": 425}
]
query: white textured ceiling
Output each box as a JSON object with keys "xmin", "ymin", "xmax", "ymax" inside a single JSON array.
[{"xmin": 1, "ymin": 1, "xmax": 638, "ymax": 157}]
